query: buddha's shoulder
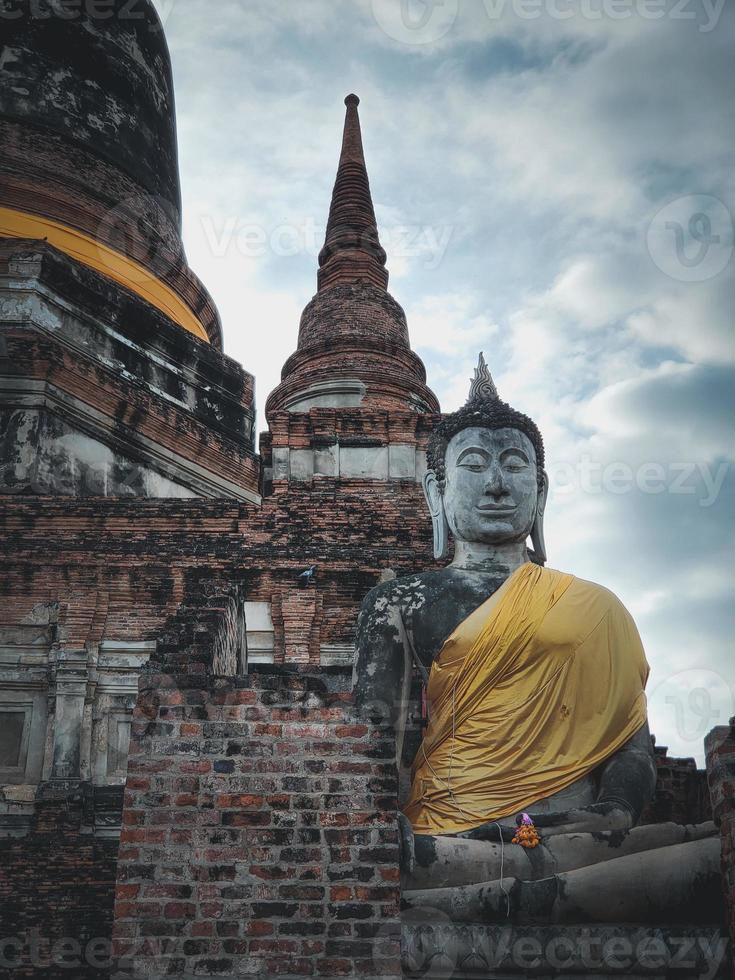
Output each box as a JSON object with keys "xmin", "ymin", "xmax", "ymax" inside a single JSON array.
[
  {"xmin": 358, "ymin": 568, "xmax": 495, "ymax": 624},
  {"xmin": 561, "ymin": 570, "xmax": 635, "ymax": 620},
  {"xmin": 359, "ymin": 570, "xmax": 441, "ymax": 619}
]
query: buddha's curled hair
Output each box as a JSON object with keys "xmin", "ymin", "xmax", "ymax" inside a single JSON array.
[{"xmin": 426, "ymin": 355, "xmax": 545, "ymax": 489}]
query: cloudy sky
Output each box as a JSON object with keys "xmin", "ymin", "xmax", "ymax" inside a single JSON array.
[{"xmin": 153, "ymin": 0, "xmax": 734, "ymax": 763}]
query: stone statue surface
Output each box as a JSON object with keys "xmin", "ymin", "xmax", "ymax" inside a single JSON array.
[{"xmin": 353, "ymin": 355, "xmax": 721, "ymax": 925}]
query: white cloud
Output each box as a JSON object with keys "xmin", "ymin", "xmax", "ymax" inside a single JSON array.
[{"xmin": 409, "ymin": 293, "xmax": 499, "ymax": 359}]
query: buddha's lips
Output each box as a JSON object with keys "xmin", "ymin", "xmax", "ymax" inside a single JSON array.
[{"xmin": 476, "ymin": 506, "xmax": 516, "ymax": 515}]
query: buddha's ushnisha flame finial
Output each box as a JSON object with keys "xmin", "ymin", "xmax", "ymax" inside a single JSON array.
[{"xmin": 468, "ymin": 352, "xmax": 499, "ymax": 404}]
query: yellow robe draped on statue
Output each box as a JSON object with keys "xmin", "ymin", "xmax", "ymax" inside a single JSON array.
[{"xmin": 403, "ymin": 563, "xmax": 649, "ymax": 836}]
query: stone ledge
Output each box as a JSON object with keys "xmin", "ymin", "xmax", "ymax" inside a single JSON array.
[{"xmin": 271, "ymin": 443, "xmax": 427, "ymax": 483}]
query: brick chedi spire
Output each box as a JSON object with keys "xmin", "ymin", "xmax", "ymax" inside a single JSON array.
[
  {"xmin": 266, "ymin": 96, "xmax": 439, "ymax": 419},
  {"xmin": 317, "ymin": 95, "xmax": 388, "ymax": 292}
]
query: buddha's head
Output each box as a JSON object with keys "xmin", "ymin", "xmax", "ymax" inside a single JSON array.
[{"xmin": 424, "ymin": 355, "xmax": 549, "ymax": 563}]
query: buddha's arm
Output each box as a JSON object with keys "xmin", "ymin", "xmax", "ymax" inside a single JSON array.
[
  {"xmin": 352, "ymin": 584, "xmax": 410, "ymax": 730},
  {"xmin": 595, "ymin": 720, "xmax": 657, "ymax": 821},
  {"xmin": 521, "ymin": 722, "xmax": 657, "ymax": 838}
]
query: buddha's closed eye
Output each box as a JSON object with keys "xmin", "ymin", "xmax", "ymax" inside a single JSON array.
[
  {"xmin": 457, "ymin": 449, "xmax": 488, "ymax": 471},
  {"xmin": 501, "ymin": 451, "xmax": 530, "ymax": 472},
  {"xmin": 459, "ymin": 458, "xmax": 486, "ymax": 472}
]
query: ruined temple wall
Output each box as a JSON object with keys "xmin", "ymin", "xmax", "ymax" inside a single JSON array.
[
  {"xmin": 111, "ymin": 666, "xmax": 401, "ymax": 980},
  {"xmin": 1, "ymin": 330, "xmax": 258, "ymax": 495},
  {"xmin": 0, "ymin": 499, "xmax": 250, "ymax": 977},
  {"xmin": 0, "ymin": 486, "xmax": 430, "ymax": 980},
  {"xmin": 108, "ymin": 580, "xmax": 401, "ymax": 980},
  {"xmin": 1, "ymin": 479, "xmax": 434, "ymax": 662},
  {"xmin": 706, "ymin": 720, "xmax": 735, "ymax": 966},
  {"xmin": 0, "ymin": 579, "xmax": 249, "ymax": 980},
  {"xmin": 262, "ymin": 409, "xmax": 438, "ymax": 488},
  {"xmin": 0, "ymin": 498, "xmax": 246, "ymax": 642},
  {"xmin": 0, "ymin": 243, "xmax": 258, "ymax": 500},
  {"xmin": 0, "ymin": 793, "xmax": 120, "ymax": 980},
  {"xmin": 0, "ymin": 481, "xmax": 432, "ymax": 817},
  {"xmin": 640, "ymin": 742, "xmax": 713, "ymax": 827}
]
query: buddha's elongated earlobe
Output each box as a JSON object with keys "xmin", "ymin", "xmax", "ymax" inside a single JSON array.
[
  {"xmin": 530, "ymin": 471, "xmax": 549, "ymax": 566},
  {"xmin": 423, "ymin": 471, "xmax": 450, "ymax": 561}
]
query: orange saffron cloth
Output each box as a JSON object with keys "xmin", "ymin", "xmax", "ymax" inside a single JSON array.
[
  {"xmin": 0, "ymin": 206, "xmax": 209, "ymax": 343},
  {"xmin": 403, "ymin": 563, "xmax": 649, "ymax": 836}
]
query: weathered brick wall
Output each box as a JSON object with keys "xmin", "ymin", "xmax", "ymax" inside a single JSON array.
[
  {"xmin": 1, "ymin": 486, "xmax": 435, "ymax": 665},
  {"xmin": 0, "ymin": 488, "xmax": 427, "ymax": 980},
  {"xmin": 640, "ymin": 740, "xmax": 713, "ymax": 827},
  {"xmin": 111, "ymin": 666, "xmax": 401, "ymax": 980},
  {"xmin": 1, "ymin": 324, "xmax": 259, "ymax": 498},
  {"xmin": 706, "ymin": 720, "xmax": 735, "ymax": 967},
  {"xmin": 298, "ymin": 286, "xmax": 411, "ymax": 351},
  {"xmin": 0, "ymin": 792, "xmax": 119, "ymax": 979}
]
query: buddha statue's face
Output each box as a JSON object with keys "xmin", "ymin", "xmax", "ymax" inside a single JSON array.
[{"xmin": 442, "ymin": 426, "xmax": 539, "ymax": 545}]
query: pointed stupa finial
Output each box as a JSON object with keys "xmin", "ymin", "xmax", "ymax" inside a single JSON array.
[
  {"xmin": 317, "ymin": 95, "xmax": 389, "ymax": 292},
  {"xmin": 467, "ymin": 352, "xmax": 499, "ymax": 403}
]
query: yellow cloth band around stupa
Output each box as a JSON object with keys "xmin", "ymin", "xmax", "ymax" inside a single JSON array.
[{"xmin": 0, "ymin": 206, "xmax": 209, "ymax": 343}]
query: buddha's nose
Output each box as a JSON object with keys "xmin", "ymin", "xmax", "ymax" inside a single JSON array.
[{"xmin": 484, "ymin": 465, "xmax": 508, "ymax": 498}]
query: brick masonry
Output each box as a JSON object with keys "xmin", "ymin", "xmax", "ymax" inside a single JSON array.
[
  {"xmin": 1, "ymin": 0, "xmax": 223, "ymax": 346},
  {"xmin": 0, "ymin": 242, "xmax": 257, "ymax": 500},
  {"xmin": 0, "ymin": 468, "xmax": 438, "ymax": 663},
  {"xmin": 110, "ymin": 600, "xmax": 401, "ymax": 980},
  {"xmin": 0, "ymin": 789, "xmax": 120, "ymax": 979},
  {"xmin": 640, "ymin": 739, "xmax": 713, "ymax": 827},
  {"xmin": 706, "ymin": 720, "xmax": 735, "ymax": 973}
]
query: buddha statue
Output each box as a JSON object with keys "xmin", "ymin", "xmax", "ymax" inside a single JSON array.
[{"xmin": 353, "ymin": 356, "xmax": 722, "ymax": 926}]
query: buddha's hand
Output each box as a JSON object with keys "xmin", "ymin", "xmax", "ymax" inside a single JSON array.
[{"xmin": 525, "ymin": 801, "xmax": 634, "ymax": 838}]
